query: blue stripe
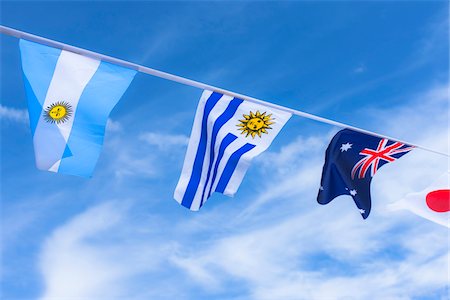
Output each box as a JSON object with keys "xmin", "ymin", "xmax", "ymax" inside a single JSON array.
[
  {"xmin": 181, "ymin": 92, "xmax": 224, "ymax": 208},
  {"xmin": 205, "ymin": 133, "xmax": 237, "ymax": 201},
  {"xmin": 57, "ymin": 61, "xmax": 136, "ymax": 177},
  {"xmin": 198, "ymin": 98, "xmax": 243, "ymax": 207},
  {"xmin": 215, "ymin": 143, "xmax": 256, "ymax": 194}
]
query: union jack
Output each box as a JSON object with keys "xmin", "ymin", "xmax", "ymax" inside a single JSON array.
[{"xmin": 351, "ymin": 139, "xmax": 414, "ymax": 179}]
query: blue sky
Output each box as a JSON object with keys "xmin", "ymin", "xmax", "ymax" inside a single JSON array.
[{"xmin": 1, "ymin": 1, "xmax": 449, "ymax": 299}]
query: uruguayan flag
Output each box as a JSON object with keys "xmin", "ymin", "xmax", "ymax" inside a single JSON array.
[
  {"xmin": 20, "ymin": 39, "xmax": 136, "ymax": 177},
  {"xmin": 174, "ymin": 90, "xmax": 292, "ymax": 210}
]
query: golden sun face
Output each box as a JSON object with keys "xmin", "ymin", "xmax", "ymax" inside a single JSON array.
[
  {"xmin": 43, "ymin": 101, "xmax": 73, "ymax": 124},
  {"xmin": 237, "ymin": 110, "xmax": 274, "ymax": 138}
]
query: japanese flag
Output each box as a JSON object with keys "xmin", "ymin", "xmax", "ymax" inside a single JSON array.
[{"xmin": 389, "ymin": 172, "xmax": 450, "ymax": 228}]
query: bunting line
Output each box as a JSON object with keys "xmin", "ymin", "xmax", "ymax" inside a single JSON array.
[{"xmin": 1, "ymin": 24, "xmax": 448, "ymax": 157}]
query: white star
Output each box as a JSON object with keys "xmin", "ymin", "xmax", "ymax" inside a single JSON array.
[
  {"xmin": 350, "ymin": 189, "xmax": 357, "ymax": 196},
  {"xmin": 340, "ymin": 142, "xmax": 352, "ymax": 152},
  {"xmin": 319, "ymin": 186, "xmax": 324, "ymax": 191},
  {"xmin": 359, "ymin": 209, "xmax": 365, "ymax": 214}
]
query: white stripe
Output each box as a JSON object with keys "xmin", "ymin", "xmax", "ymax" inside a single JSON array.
[
  {"xmin": 42, "ymin": 50, "xmax": 100, "ymax": 142},
  {"xmin": 48, "ymin": 160, "xmax": 61, "ymax": 173},
  {"xmin": 223, "ymin": 149, "xmax": 254, "ymax": 196}
]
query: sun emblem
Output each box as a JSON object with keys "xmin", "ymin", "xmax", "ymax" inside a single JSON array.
[
  {"xmin": 43, "ymin": 101, "xmax": 73, "ymax": 124},
  {"xmin": 237, "ymin": 110, "xmax": 274, "ymax": 138}
]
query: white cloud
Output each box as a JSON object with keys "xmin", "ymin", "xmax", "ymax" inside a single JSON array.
[
  {"xmin": 353, "ymin": 64, "xmax": 366, "ymax": 74},
  {"xmin": 39, "ymin": 202, "xmax": 126, "ymax": 299},
  {"xmin": 0, "ymin": 104, "xmax": 28, "ymax": 125},
  {"xmin": 103, "ymin": 136, "xmax": 159, "ymax": 179},
  {"xmin": 106, "ymin": 119, "xmax": 122, "ymax": 133},
  {"xmin": 168, "ymin": 82, "xmax": 449, "ymax": 299},
  {"xmin": 38, "ymin": 201, "xmax": 174, "ymax": 300},
  {"xmin": 41, "ymin": 203, "xmax": 120, "ymax": 299},
  {"xmin": 139, "ymin": 132, "xmax": 189, "ymax": 150},
  {"xmin": 100, "ymin": 130, "xmax": 189, "ymax": 180},
  {"xmin": 36, "ymin": 83, "xmax": 449, "ymax": 299},
  {"xmin": 170, "ymin": 205, "xmax": 448, "ymax": 299}
]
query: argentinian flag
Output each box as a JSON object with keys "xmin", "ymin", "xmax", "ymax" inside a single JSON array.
[
  {"xmin": 20, "ymin": 39, "xmax": 136, "ymax": 177},
  {"xmin": 174, "ymin": 90, "xmax": 292, "ymax": 210}
]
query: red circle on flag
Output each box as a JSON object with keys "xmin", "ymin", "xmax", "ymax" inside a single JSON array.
[{"xmin": 426, "ymin": 189, "xmax": 450, "ymax": 213}]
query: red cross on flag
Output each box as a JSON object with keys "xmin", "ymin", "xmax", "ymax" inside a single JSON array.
[{"xmin": 389, "ymin": 172, "xmax": 450, "ymax": 228}]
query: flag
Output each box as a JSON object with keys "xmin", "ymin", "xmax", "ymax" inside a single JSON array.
[
  {"xmin": 317, "ymin": 128, "xmax": 414, "ymax": 219},
  {"xmin": 388, "ymin": 172, "xmax": 449, "ymax": 228},
  {"xmin": 20, "ymin": 39, "xmax": 136, "ymax": 177},
  {"xmin": 174, "ymin": 90, "xmax": 292, "ymax": 210}
]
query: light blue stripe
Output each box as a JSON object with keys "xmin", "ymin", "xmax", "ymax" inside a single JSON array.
[
  {"xmin": 19, "ymin": 39, "xmax": 61, "ymax": 135},
  {"xmin": 215, "ymin": 143, "xmax": 256, "ymax": 194},
  {"xmin": 199, "ymin": 99, "xmax": 243, "ymax": 207},
  {"xmin": 57, "ymin": 61, "xmax": 136, "ymax": 177},
  {"xmin": 181, "ymin": 92, "xmax": 224, "ymax": 209}
]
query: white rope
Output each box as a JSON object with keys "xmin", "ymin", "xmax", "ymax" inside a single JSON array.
[{"xmin": 1, "ymin": 25, "xmax": 448, "ymax": 157}]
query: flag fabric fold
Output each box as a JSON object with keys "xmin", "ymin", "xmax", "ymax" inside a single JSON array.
[
  {"xmin": 20, "ymin": 39, "xmax": 136, "ymax": 177},
  {"xmin": 174, "ymin": 90, "xmax": 292, "ymax": 210},
  {"xmin": 388, "ymin": 172, "xmax": 449, "ymax": 228},
  {"xmin": 317, "ymin": 128, "xmax": 414, "ymax": 219}
]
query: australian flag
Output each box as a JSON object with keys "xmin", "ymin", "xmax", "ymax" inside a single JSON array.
[{"xmin": 317, "ymin": 128, "xmax": 414, "ymax": 219}]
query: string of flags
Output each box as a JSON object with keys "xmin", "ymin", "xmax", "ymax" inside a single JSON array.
[{"xmin": 3, "ymin": 26, "xmax": 449, "ymax": 228}]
